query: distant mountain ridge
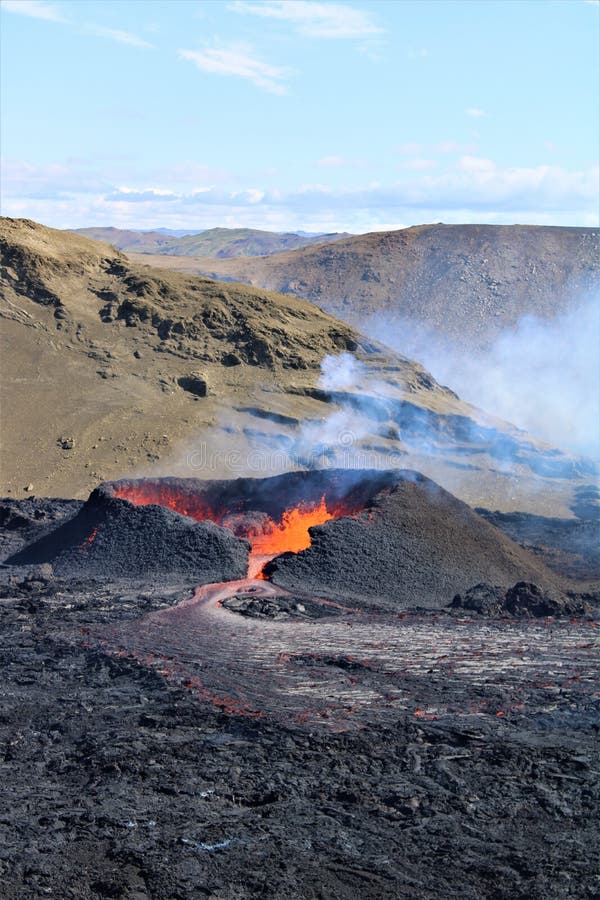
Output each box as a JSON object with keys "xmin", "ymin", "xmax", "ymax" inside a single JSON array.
[
  {"xmin": 69, "ymin": 226, "xmax": 350, "ymax": 259},
  {"xmin": 131, "ymin": 223, "xmax": 600, "ymax": 349}
]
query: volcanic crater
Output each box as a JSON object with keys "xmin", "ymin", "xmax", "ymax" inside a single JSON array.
[{"xmin": 7, "ymin": 468, "xmax": 566, "ymax": 608}]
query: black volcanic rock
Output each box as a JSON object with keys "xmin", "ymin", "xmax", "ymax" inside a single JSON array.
[
  {"xmin": 476, "ymin": 506, "xmax": 600, "ymax": 580},
  {"xmin": 450, "ymin": 583, "xmax": 508, "ymax": 615},
  {"xmin": 0, "ymin": 497, "xmax": 83, "ymax": 561},
  {"xmin": 104, "ymin": 468, "xmax": 403, "ymax": 521},
  {"xmin": 5, "ymin": 487, "xmax": 249, "ymax": 581},
  {"xmin": 264, "ymin": 472, "xmax": 565, "ymax": 610},
  {"xmin": 504, "ymin": 581, "xmax": 587, "ymax": 617},
  {"xmin": 3, "ymin": 470, "xmax": 570, "ymax": 606},
  {"xmin": 451, "ymin": 581, "xmax": 589, "ymax": 617}
]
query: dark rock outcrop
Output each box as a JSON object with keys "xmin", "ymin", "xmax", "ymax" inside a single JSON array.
[
  {"xmin": 5, "ymin": 488, "xmax": 249, "ymax": 581},
  {"xmin": 451, "ymin": 581, "xmax": 589, "ymax": 617},
  {"xmin": 260, "ymin": 471, "xmax": 564, "ymax": 610}
]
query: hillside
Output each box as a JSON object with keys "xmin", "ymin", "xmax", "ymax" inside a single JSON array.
[
  {"xmin": 71, "ymin": 226, "xmax": 349, "ymax": 259},
  {"xmin": 69, "ymin": 227, "xmax": 177, "ymax": 253},
  {"xmin": 0, "ymin": 218, "xmax": 592, "ymax": 513},
  {"xmin": 129, "ymin": 224, "xmax": 600, "ymax": 349}
]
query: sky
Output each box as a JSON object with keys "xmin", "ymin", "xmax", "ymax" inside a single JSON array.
[{"xmin": 1, "ymin": 0, "xmax": 599, "ymax": 232}]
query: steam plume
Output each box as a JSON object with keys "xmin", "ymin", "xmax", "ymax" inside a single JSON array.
[{"xmin": 364, "ymin": 295, "xmax": 600, "ymax": 459}]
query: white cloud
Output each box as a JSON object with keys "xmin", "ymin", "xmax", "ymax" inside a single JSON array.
[
  {"xmin": 458, "ymin": 155, "xmax": 496, "ymax": 173},
  {"xmin": 96, "ymin": 162, "xmax": 600, "ymax": 218},
  {"xmin": 435, "ymin": 141, "xmax": 475, "ymax": 154},
  {"xmin": 228, "ymin": 0, "xmax": 384, "ymax": 39},
  {"xmin": 0, "ymin": 158, "xmax": 111, "ymax": 197},
  {"xmin": 396, "ymin": 141, "xmax": 477, "ymax": 156},
  {"xmin": 1, "ymin": 1, "xmax": 154, "ymax": 48},
  {"xmin": 465, "ymin": 107, "xmax": 488, "ymax": 118},
  {"xmin": 232, "ymin": 187, "xmax": 266, "ymax": 203},
  {"xmin": 316, "ymin": 155, "xmax": 368, "ymax": 169},
  {"xmin": 1, "ymin": 0, "xmax": 64, "ymax": 22},
  {"xmin": 110, "ymin": 186, "xmax": 179, "ymax": 200},
  {"xmin": 85, "ymin": 24, "xmax": 154, "ymax": 48},
  {"xmin": 317, "ymin": 155, "xmax": 347, "ymax": 167},
  {"xmin": 3, "ymin": 156, "xmax": 598, "ymax": 232},
  {"xmin": 178, "ymin": 44, "xmax": 289, "ymax": 94},
  {"xmin": 401, "ymin": 158, "xmax": 438, "ymax": 171},
  {"xmin": 395, "ymin": 142, "xmax": 422, "ymax": 155}
]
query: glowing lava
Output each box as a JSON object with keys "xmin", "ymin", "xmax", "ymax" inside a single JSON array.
[
  {"xmin": 112, "ymin": 484, "xmax": 221, "ymax": 523},
  {"xmin": 247, "ymin": 496, "xmax": 333, "ymax": 556},
  {"xmin": 80, "ymin": 527, "xmax": 98, "ymax": 548},
  {"xmin": 244, "ymin": 496, "xmax": 335, "ymax": 577},
  {"xmin": 112, "ymin": 484, "xmax": 347, "ymax": 578}
]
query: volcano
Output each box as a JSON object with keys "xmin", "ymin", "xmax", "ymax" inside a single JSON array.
[{"xmin": 8, "ymin": 468, "xmax": 565, "ymax": 608}]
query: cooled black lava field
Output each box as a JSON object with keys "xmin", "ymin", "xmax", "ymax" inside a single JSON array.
[{"xmin": 1, "ymin": 470, "xmax": 599, "ymax": 899}]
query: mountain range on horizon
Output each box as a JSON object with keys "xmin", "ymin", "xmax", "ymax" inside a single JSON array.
[
  {"xmin": 69, "ymin": 226, "xmax": 351, "ymax": 259},
  {"xmin": 117, "ymin": 223, "xmax": 597, "ymax": 345},
  {"xmin": 120, "ymin": 221, "xmax": 600, "ymax": 457}
]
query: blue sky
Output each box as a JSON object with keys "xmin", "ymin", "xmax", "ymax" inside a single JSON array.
[{"xmin": 1, "ymin": 0, "xmax": 598, "ymax": 232}]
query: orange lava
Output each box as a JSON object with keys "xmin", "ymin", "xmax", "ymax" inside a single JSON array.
[
  {"xmin": 112, "ymin": 484, "xmax": 348, "ymax": 577},
  {"xmin": 112, "ymin": 484, "xmax": 221, "ymax": 523},
  {"xmin": 247, "ymin": 496, "xmax": 333, "ymax": 556},
  {"xmin": 81, "ymin": 527, "xmax": 98, "ymax": 548}
]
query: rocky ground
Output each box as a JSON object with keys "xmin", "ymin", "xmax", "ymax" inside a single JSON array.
[{"xmin": 1, "ymin": 497, "xmax": 599, "ymax": 898}]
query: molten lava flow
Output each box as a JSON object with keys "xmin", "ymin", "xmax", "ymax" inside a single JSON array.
[
  {"xmin": 244, "ymin": 496, "xmax": 337, "ymax": 578},
  {"xmin": 80, "ymin": 527, "xmax": 98, "ymax": 548},
  {"xmin": 248, "ymin": 496, "xmax": 333, "ymax": 556},
  {"xmin": 112, "ymin": 484, "xmax": 222, "ymax": 523},
  {"xmin": 113, "ymin": 483, "xmax": 349, "ymax": 578}
]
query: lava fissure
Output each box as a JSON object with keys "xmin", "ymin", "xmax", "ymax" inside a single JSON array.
[{"xmin": 112, "ymin": 481, "xmax": 359, "ymax": 577}]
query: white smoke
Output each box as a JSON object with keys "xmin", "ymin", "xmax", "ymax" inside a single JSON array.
[
  {"xmin": 293, "ymin": 353, "xmax": 388, "ymax": 466},
  {"xmin": 365, "ymin": 295, "xmax": 600, "ymax": 459},
  {"xmin": 318, "ymin": 352, "xmax": 366, "ymax": 391}
]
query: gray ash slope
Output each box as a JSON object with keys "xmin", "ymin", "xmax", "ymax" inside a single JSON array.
[
  {"xmin": 264, "ymin": 471, "xmax": 567, "ymax": 610},
  {"xmin": 0, "ymin": 496, "xmax": 83, "ymax": 561},
  {"xmin": 477, "ymin": 502, "xmax": 600, "ymax": 581}
]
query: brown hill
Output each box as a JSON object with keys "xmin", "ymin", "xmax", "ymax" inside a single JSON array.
[
  {"xmin": 71, "ymin": 226, "xmax": 349, "ymax": 259},
  {"xmin": 0, "ymin": 218, "xmax": 591, "ymax": 513},
  {"xmin": 128, "ymin": 224, "xmax": 600, "ymax": 349},
  {"xmin": 69, "ymin": 227, "xmax": 176, "ymax": 253}
]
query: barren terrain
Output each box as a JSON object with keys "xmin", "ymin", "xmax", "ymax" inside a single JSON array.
[
  {"xmin": 0, "ymin": 484, "xmax": 598, "ymax": 899},
  {"xmin": 1, "ymin": 220, "xmax": 599, "ymax": 899},
  {"xmin": 1, "ymin": 218, "xmax": 593, "ymax": 516},
  {"xmin": 128, "ymin": 224, "xmax": 600, "ymax": 349}
]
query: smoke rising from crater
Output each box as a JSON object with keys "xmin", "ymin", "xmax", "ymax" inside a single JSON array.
[{"xmin": 364, "ymin": 295, "xmax": 600, "ymax": 459}]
